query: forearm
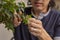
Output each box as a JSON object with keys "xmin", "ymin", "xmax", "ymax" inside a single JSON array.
[{"xmin": 38, "ymin": 28, "xmax": 52, "ymax": 40}]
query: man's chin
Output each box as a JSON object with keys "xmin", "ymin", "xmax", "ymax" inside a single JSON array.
[{"xmin": 35, "ymin": 7, "xmax": 43, "ymax": 11}]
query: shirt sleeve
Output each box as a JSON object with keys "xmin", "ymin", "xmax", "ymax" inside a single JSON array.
[
  {"xmin": 54, "ymin": 37, "xmax": 60, "ymax": 40},
  {"xmin": 53, "ymin": 15, "xmax": 60, "ymax": 40},
  {"xmin": 54, "ymin": 15, "xmax": 60, "ymax": 37}
]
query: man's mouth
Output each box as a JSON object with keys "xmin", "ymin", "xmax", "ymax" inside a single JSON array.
[{"xmin": 34, "ymin": 2, "xmax": 43, "ymax": 7}]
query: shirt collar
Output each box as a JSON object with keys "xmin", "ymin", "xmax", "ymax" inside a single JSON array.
[{"xmin": 31, "ymin": 8, "xmax": 51, "ymax": 20}]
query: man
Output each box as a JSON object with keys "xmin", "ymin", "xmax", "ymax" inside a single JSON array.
[{"xmin": 14, "ymin": 0, "xmax": 60, "ymax": 40}]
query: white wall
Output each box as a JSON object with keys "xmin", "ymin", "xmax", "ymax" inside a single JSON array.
[{"xmin": 0, "ymin": 24, "xmax": 13, "ymax": 40}]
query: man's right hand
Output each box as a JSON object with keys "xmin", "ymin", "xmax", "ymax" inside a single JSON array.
[{"xmin": 13, "ymin": 10, "xmax": 22, "ymax": 27}]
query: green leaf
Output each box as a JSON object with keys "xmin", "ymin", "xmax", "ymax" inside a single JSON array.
[{"xmin": 0, "ymin": 0, "xmax": 27, "ymax": 32}]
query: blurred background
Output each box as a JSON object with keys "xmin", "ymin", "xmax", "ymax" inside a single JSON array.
[{"xmin": 0, "ymin": 0, "xmax": 60, "ymax": 40}]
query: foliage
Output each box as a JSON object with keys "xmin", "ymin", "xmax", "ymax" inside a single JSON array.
[{"xmin": 0, "ymin": 0, "xmax": 31, "ymax": 32}]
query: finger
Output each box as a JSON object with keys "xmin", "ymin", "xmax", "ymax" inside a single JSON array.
[
  {"xmin": 30, "ymin": 31, "xmax": 39, "ymax": 37},
  {"xmin": 13, "ymin": 16, "xmax": 21, "ymax": 27},
  {"xmin": 29, "ymin": 27, "xmax": 41, "ymax": 33},
  {"xmin": 29, "ymin": 18, "xmax": 42, "ymax": 24},
  {"xmin": 14, "ymin": 21, "xmax": 21, "ymax": 27},
  {"xmin": 29, "ymin": 27, "xmax": 43, "ymax": 37},
  {"xmin": 16, "ymin": 14, "xmax": 22, "ymax": 22},
  {"xmin": 18, "ymin": 11, "xmax": 23, "ymax": 15},
  {"xmin": 14, "ymin": 10, "xmax": 22, "ymax": 21},
  {"xmin": 28, "ymin": 22, "xmax": 42, "ymax": 29},
  {"xmin": 29, "ymin": 27, "xmax": 41, "ymax": 37},
  {"xmin": 14, "ymin": 14, "xmax": 22, "ymax": 23}
]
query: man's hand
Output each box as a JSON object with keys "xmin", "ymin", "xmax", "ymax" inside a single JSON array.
[
  {"xmin": 28, "ymin": 18, "xmax": 52, "ymax": 40},
  {"xmin": 13, "ymin": 10, "xmax": 22, "ymax": 27},
  {"xmin": 28, "ymin": 18, "xmax": 43, "ymax": 37}
]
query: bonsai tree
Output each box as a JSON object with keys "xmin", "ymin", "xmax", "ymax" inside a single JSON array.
[{"xmin": 0, "ymin": 0, "xmax": 31, "ymax": 32}]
